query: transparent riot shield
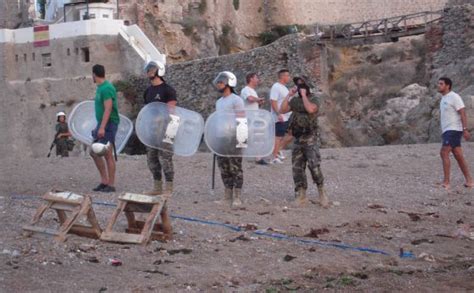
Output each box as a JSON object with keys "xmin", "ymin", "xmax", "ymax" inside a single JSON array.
[
  {"xmin": 135, "ymin": 102, "xmax": 205, "ymax": 156},
  {"xmin": 68, "ymin": 101, "xmax": 133, "ymax": 153},
  {"xmin": 204, "ymin": 109, "xmax": 275, "ymax": 157}
]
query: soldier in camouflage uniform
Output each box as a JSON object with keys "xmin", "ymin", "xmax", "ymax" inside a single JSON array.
[
  {"xmin": 55, "ymin": 112, "xmax": 72, "ymax": 157},
  {"xmin": 143, "ymin": 61, "xmax": 177, "ymax": 195},
  {"xmin": 280, "ymin": 77, "xmax": 329, "ymax": 207},
  {"xmin": 213, "ymin": 71, "xmax": 245, "ymax": 208}
]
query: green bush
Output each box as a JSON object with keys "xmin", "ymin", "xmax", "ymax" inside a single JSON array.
[{"xmin": 258, "ymin": 25, "xmax": 306, "ymax": 45}]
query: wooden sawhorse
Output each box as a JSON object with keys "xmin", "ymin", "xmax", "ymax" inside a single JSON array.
[
  {"xmin": 23, "ymin": 189, "xmax": 102, "ymax": 242},
  {"xmin": 100, "ymin": 193, "xmax": 172, "ymax": 245}
]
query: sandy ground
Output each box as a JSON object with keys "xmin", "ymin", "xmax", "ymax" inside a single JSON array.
[{"xmin": 1, "ymin": 143, "xmax": 473, "ymax": 292}]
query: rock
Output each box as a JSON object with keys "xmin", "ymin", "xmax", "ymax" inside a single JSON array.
[
  {"xmin": 418, "ymin": 252, "xmax": 436, "ymax": 262},
  {"xmin": 283, "ymin": 255, "xmax": 297, "ymax": 262}
]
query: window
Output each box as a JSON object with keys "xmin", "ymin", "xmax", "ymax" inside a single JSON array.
[
  {"xmin": 15, "ymin": 55, "xmax": 19, "ymax": 62},
  {"xmin": 32, "ymin": 53, "xmax": 35, "ymax": 61},
  {"xmin": 42, "ymin": 53, "xmax": 52, "ymax": 67},
  {"xmin": 23, "ymin": 54, "xmax": 27, "ymax": 61},
  {"xmin": 67, "ymin": 48, "xmax": 70, "ymax": 56},
  {"xmin": 81, "ymin": 47, "xmax": 90, "ymax": 62},
  {"xmin": 89, "ymin": 13, "xmax": 96, "ymax": 19},
  {"xmin": 75, "ymin": 48, "xmax": 79, "ymax": 55},
  {"xmin": 103, "ymin": 14, "xmax": 109, "ymax": 18}
]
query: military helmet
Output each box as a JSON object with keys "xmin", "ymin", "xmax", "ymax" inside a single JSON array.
[
  {"xmin": 144, "ymin": 60, "xmax": 165, "ymax": 77},
  {"xmin": 213, "ymin": 71, "xmax": 237, "ymax": 88}
]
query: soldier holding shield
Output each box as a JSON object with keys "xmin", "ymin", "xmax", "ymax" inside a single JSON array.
[
  {"xmin": 212, "ymin": 71, "xmax": 245, "ymax": 208},
  {"xmin": 143, "ymin": 60, "xmax": 177, "ymax": 195}
]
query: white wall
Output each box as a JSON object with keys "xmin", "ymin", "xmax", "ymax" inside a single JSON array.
[{"xmin": 0, "ymin": 19, "xmax": 124, "ymax": 44}]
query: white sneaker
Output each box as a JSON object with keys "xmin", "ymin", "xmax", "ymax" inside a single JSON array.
[
  {"xmin": 271, "ymin": 157, "xmax": 284, "ymax": 164},
  {"xmin": 278, "ymin": 151, "xmax": 286, "ymax": 160}
]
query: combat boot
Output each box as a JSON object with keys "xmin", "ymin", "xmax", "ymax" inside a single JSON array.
[
  {"xmin": 318, "ymin": 186, "xmax": 329, "ymax": 208},
  {"xmin": 215, "ymin": 188, "xmax": 233, "ymax": 205},
  {"xmin": 295, "ymin": 188, "xmax": 308, "ymax": 206},
  {"xmin": 164, "ymin": 181, "xmax": 173, "ymax": 197},
  {"xmin": 232, "ymin": 188, "xmax": 243, "ymax": 209},
  {"xmin": 145, "ymin": 180, "xmax": 163, "ymax": 196}
]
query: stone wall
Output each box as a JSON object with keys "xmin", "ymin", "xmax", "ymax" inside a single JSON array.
[{"xmin": 164, "ymin": 34, "xmax": 323, "ymax": 118}]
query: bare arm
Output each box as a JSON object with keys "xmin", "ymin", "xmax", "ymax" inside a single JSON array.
[
  {"xmin": 280, "ymin": 97, "xmax": 291, "ymax": 114},
  {"xmin": 100, "ymin": 99, "xmax": 113, "ymax": 130},
  {"xmin": 459, "ymin": 108, "xmax": 471, "ymax": 140},
  {"xmin": 301, "ymin": 89, "xmax": 318, "ymax": 114},
  {"xmin": 246, "ymin": 95, "xmax": 260, "ymax": 103}
]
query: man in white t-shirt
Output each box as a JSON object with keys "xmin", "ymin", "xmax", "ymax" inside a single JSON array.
[
  {"xmin": 241, "ymin": 73, "xmax": 267, "ymax": 165},
  {"xmin": 269, "ymin": 69, "xmax": 297, "ymax": 164},
  {"xmin": 438, "ymin": 77, "xmax": 473, "ymax": 189},
  {"xmin": 240, "ymin": 73, "xmax": 264, "ymax": 110}
]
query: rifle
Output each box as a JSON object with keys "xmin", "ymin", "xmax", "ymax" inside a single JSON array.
[
  {"xmin": 211, "ymin": 154, "xmax": 216, "ymax": 191},
  {"xmin": 47, "ymin": 129, "xmax": 61, "ymax": 158}
]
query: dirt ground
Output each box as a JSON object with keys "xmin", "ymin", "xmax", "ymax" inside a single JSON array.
[{"xmin": 1, "ymin": 143, "xmax": 473, "ymax": 292}]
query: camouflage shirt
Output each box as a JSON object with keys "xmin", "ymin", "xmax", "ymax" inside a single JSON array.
[{"xmin": 288, "ymin": 94, "xmax": 320, "ymax": 141}]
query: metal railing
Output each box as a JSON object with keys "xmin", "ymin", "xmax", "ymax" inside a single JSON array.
[{"xmin": 316, "ymin": 11, "xmax": 443, "ymax": 41}]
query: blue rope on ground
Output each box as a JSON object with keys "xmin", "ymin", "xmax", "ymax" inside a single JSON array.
[{"xmin": 9, "ymin": 194, "xmax": 395, "ymax": 257}]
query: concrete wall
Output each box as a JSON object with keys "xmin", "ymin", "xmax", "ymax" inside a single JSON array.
[{"xmin": 266, "ymin": 0, "xmax": 449, "ymax": 26}]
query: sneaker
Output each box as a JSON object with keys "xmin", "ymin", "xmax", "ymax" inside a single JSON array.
[
  {"xmin": 100, "ymin": 185, "xmax": 116, "ymax": 193},
  {"xmin": 92, "ymin": 183, "xmax": 107, "ymax": 192},
  {"xmin": 256, "ymin": 159, "xmax": 269, "ymax": 165},
  {"xmin": 278, "ymin": 151, "xmax": 286, "ymax": 160},
  {"xmin": 271, "ymin": 157, "xmax": 284, "ymax": 164}
]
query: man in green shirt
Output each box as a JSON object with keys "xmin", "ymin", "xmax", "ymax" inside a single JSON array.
[{"xmin": 90, "ymin": 64, "xmax": 120, "ymax": 193}]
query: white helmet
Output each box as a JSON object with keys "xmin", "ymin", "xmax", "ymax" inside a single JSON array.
[
  {"xmin": 144, "ymin": 60, "xmax": 165, "ymax": 77},
  {"xmin": 213, "ymin": 71, "xmax": 237, "ymax": 88},
  {"xmin": 91, "ymin": 141, "xmax": 111, "ymax": 156},
  {"xmin": 56, "ymin": 111, "xmax": 66, "ymax": 118}
]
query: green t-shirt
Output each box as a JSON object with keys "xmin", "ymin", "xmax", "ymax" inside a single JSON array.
[{"xmin": 95, "ymin": 80, "xmax": 120, "ymax": 125}]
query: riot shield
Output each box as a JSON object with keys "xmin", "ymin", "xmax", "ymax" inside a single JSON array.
[
  {"xmin": 204, "ymin": 109, "xmax": 275, "ymax": 157},
  {"xmin": 135, "ymin": 102, "xmax": 204, "ymax": 156},
  {"xmin": 68, "ymin": 101, "xmax": 133, "ymax": 153}
]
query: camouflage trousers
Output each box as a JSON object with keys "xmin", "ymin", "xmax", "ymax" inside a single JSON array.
[
  {"xmin": 217, "ymin": 156, "xmax": 243, "ymax": 189},
  {"xmin": 292, "ymin": 141, "xmax": 324, "ymax": 191},
  {"xmin": 56, "ymin": 139, "xmax": 69, "ymax": 157},
  {"xmin": 146, "ymin": 147, "xmax": 174, "ymax": 182}
]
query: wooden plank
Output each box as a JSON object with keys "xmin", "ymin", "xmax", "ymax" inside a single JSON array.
[
  {"xmin": 101, "ymin": 231, "xmax": 143, "ymax": 244},
  {"xmin": 55, "ymin": 202, "xmax": 86, "ymax": 242},
  {"xmin": 119, "ymin": 193, "xmax": 166, "ymax": 204},
  {"xmin": 43, "ymin": 191, "xmax": 84, "ymax": 204},
  {"xmin": 124, "ymin": 211, "xmax": 138, "ymax": 228},
  {"xmin": 51, "ymin": 202, "xmax": 76, "ymax": 211},
  {"xmin": 160, "ymin": 204, "xmax": 173, "ymax": 236},
  {"xmin": 124, "ymin": 203, "xmax": 153, "ymax": 213},
  {"xmin": 140, "ymin": 203, "xmax": 163, "ymax": 245},
  {"xmin": 86, "ymin": 204, "xmax": 102, "ymax": 238},
  {"xmin": 69, "ymin": 224, "xmax": 101, "ymax": 239},
  {"xmin": 30, "ymin": 202, "xmax": 53, "ymax": 225},
  {"xmin": 104, "ymin": 201, "xmax": 127, "ymax": 232},
  {"xmin": 23, "ymin": 225, "xmax": 60, "ymax": 236},
  {"xmin": 56, "ymin": 210, "xmax": 67, "ymax": 224}
]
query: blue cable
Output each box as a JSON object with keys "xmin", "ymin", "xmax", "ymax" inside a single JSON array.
[{"xmin": 10, "ymin": 194, "xmax": 393, "ymax": 256}]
